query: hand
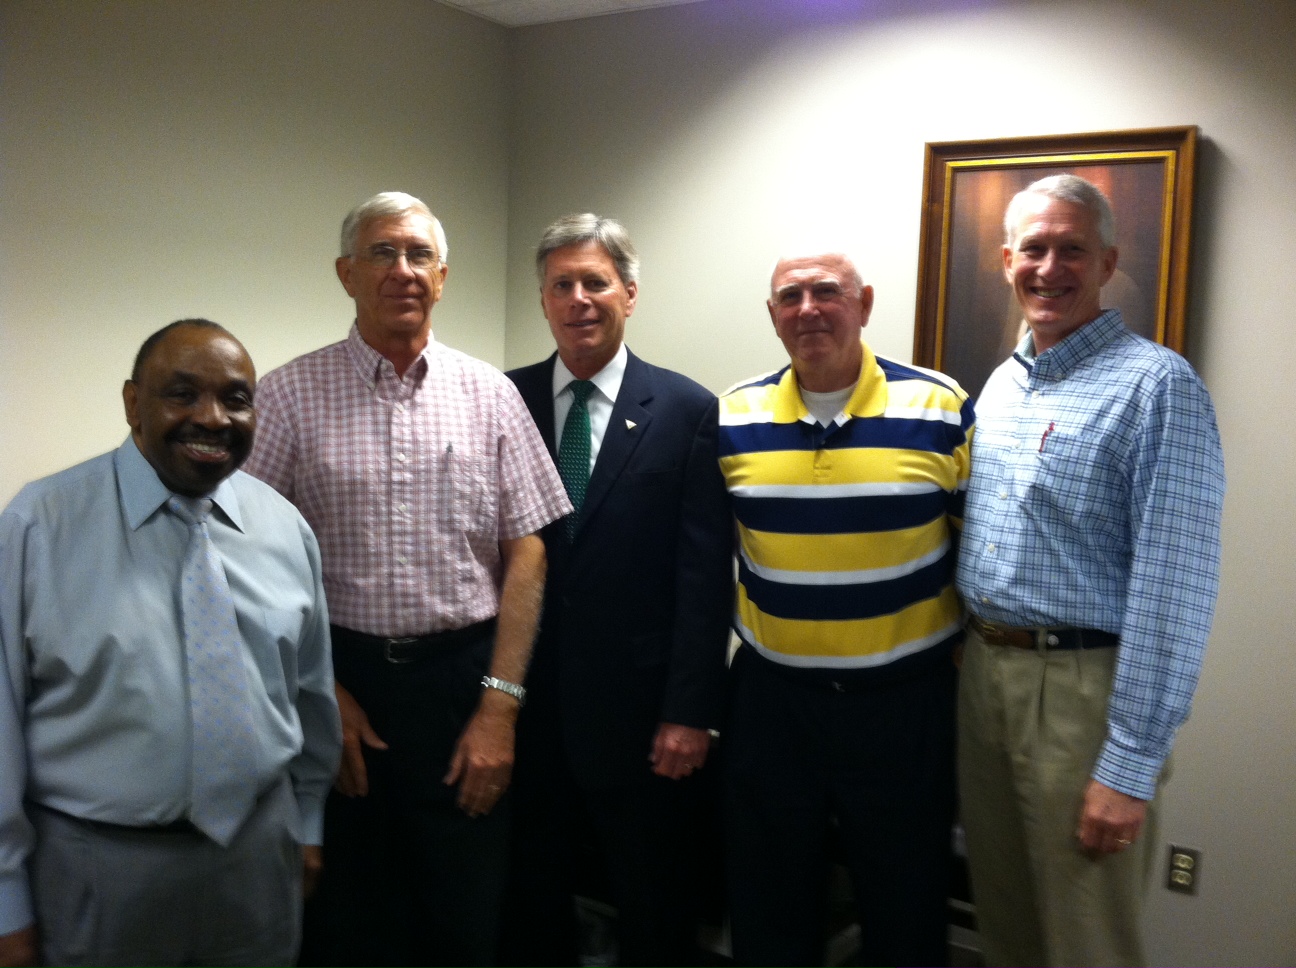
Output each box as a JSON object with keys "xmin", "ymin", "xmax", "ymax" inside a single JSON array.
[
  {"xmin": 650, "ymin": 723, "xmax": 711, "ymax": 780},
  {"xmin": 444, "ymin": 689, "xmax": 517, "ymax": 818},
  {"xmin": 333, "ymin": 682, "xmax": 388, "ymax": 797},
  {"xmin": 1076, "ymin": 779, "xmax": 1148, "ymax": 855},
  {"xmin": 0, "ymin": 925, "xmax": 38, "ymax": 967},
  {"xmin": 301, "ymin": 845, "xmax": 324, "ymax": 901}
]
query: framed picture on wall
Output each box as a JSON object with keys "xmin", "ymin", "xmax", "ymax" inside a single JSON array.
[{"xmin": 913, "ymin": 126, "xmax": 1198, "ymax": 399}]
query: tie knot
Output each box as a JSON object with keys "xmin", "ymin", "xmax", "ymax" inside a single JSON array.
[
  {"xmin": 168, "ymin": 495, "xmax": 213, "ymax": 526},
  {"xmin": 568, "ymin": 380, "xmax": 595, "ymax": 406}
]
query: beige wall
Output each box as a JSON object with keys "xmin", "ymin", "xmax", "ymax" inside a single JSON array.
[
  {"xmin": 506, "ymin": 0, "xmax": 1296, "ymax": 963},
  {"xmin": 0, "ymin": 0, "xmax": 509, "ymax": 502},
  {"xmin": 3, "ymin": 0, "xmax": 1294, "ymax": 963}
]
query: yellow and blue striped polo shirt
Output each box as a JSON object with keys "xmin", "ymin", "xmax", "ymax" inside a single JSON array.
[{"xmin": 718, "ymin": 342, "xmax": 973, "ymax": 671}]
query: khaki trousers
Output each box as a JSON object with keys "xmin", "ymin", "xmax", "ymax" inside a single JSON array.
[{"xmin": 957, "ymin": 628, "xmax": 1166, "ymax": 966}]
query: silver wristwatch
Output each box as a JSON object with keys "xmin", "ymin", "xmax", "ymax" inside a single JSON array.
[{"xmin": 480, "ymin": 675, "xmax": 526, "ymax": 707}]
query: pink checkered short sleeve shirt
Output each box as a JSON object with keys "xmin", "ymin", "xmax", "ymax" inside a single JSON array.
[{"xmin": 244, "ymin": 326, "xmax": 571, "ymax": 637}]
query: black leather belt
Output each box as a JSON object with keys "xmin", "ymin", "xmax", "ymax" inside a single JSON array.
[
  {"xmin": 968, "ymin": 615, "xmax": 1118, "ymax": 651},
  {"xmin": 333, "ymin": 618, "xmax": 497, "ymax": 665}
]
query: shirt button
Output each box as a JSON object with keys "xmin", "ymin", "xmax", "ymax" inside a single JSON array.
[
  {"xmin": 394, "ymin": 403, "xmax": 405, "ymax": 413},
  {"xmin": 980, "ymin": 596, "xmax": 990, "ymax": 605},
  {"xmin": 999, "ymin": 491, "xmax": 1009, "ymax": 499},
  {"xmin": 395, "ymin": 555, "xmax": 407, "ymax": 565},
  {"xmin": 986, "ymin": 543, "xmax": 996, "ymax": 553},
  {"xmin": 397, "ymin": 503, "xmax": 409, "ymax": 514},
  {"xmin": 396, "ymin": 452, "xmax": 407, "ymax": 463}
]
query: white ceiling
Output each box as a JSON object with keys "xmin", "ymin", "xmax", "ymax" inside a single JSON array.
[{"xmin": 436, "ymin": 0, "xmax": 706, "ymax": 27}]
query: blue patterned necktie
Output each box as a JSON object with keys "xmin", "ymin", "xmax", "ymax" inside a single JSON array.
[
  {"xmin": 170, "ymin": 495, "xmax": 258, "ymax": 846},
  {"xmin": 558, "ymin": 380, "xmax": 595, "ymax": 540}
]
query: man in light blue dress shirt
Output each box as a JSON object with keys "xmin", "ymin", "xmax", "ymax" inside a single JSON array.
[
  {"xmin": 956, "ymin": 175, "xmax": 1225, "ymax": 965},
  {"xmin": 0, "ymin": 319, "xmax": 342, "ymax": 966}
]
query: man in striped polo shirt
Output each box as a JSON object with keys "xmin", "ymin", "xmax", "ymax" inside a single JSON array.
[{"xmin": 718, "ymin": 251, "xmax": 974, "ymax": 965}]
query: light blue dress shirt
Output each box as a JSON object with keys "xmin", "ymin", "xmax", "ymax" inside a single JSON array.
[
  {"xmin": 956, "ymin": 310, "xmax": 1226, "ymax": 800},
  {"xmin": 0, "ymin": 438, "xmax": 342, "ymax": 934}
]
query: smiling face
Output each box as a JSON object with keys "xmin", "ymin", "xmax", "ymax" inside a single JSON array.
[
  {"xmin": 1003, "ymin": 194, "xmax": 1118, "ymax": 353},
  {"xmin": 540, "ymin": 241, "xmax": 638, "ymax": 380},
  {"xmin": 767, "ymin": 254, "xmax": 873, "ymax": 392},
  {"xmin": 123, "ymin": 324, "xmax": 256, "ymax": 496},
  {"xmin": 336, "ymin": 212, "xmax": 447, "ymax": 353}
]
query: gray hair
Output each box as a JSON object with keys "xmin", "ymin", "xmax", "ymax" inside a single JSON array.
[
  {"xmin": 340, "ymin": 191, "xmax": 449, "ymax": 262},
  {"xmin": 1004, "ymin": 174, "xmax": 1117, "ymax": 249},
  {"xmin": 535, "ymin": 213, "xmax": 639, "ymax": 285}
]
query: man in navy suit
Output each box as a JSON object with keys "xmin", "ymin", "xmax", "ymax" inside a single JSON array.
[{"xmin": 503, "ymin": 214, "xmax": 732, "ymax": 966}]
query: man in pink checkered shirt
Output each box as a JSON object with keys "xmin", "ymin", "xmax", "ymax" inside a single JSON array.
[{"xmin": 244, "ymin": 191, "xmax": 570, "ymax": 966}]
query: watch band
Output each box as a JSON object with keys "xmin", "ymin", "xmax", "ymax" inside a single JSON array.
[{"xmin": 480, "ymin": 675, "xmax": 526, "ymax": 707}]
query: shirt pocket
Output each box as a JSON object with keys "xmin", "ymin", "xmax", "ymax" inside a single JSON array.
[
  {"xmin": 438, "ymin": 451, "xmax": 493, "ymax": 534},
  {"xmin": 1026, "ymin": 432, "xmax": 1122, "ymax": 538}
]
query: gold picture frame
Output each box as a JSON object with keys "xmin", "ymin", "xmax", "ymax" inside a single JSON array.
[{"xmin": 913, "ymin": 126, "xmax": 1197, "ymax": 398}]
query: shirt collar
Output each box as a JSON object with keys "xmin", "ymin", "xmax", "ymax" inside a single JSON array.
[
  {"xmin": 551, "ymin": 342, "xmax": 628, "ymax": 405},
  {"xmin": 115, "ymin": 436, "xmax": 245, "ymax": 532},
  {"xmin": 770, "ymin": 338, "xmax": 886, "ymax": 425},
  {"xmin": 1021, "ymin": 309, "xmax": 1126, "ymax": 379},
  {"xmin": 344, "ymin": 322, "xmax": 432, "ymax": 388}
]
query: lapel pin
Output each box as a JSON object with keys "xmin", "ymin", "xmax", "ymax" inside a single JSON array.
[{"xmin": 625, "ymin": 419, "xmax": 637, "ymax": 431}]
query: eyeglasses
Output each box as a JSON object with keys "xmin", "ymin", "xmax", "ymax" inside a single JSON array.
[{"xmin": 356, "ymin": 244, "xmax": 441, "ymax": 270}]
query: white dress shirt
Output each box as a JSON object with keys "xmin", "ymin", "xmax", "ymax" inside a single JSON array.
[{"xmin": 551, "ymin": 343, "xmax": 628, "ymax": 473}]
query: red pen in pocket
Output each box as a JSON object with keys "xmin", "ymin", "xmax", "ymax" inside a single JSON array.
[{"xmin": 1039, "ymin": 421, "xmax": 1056, "ymax": 453}]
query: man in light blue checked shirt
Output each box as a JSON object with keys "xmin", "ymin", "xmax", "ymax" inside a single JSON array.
[{"xmin": 956, "ymin": 174, "xmax": 1225, "ymax": 966}]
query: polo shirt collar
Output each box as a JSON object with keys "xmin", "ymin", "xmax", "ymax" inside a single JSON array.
[{"xmin": 770, "ymin": 338, "xmax": 887, "ymax": 424}]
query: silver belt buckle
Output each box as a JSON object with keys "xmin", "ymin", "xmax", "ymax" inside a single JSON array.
[
  {"xmin": 1034, "ymin": 629, "xmax": 1063, "ymax": 650},
  {"xmin": 383, "ymin": 636, "xmax": 421, "ymax": 664}
]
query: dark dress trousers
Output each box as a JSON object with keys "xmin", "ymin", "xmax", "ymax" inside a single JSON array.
[{"xmin": 502, "ymin": 350, "xmax": 733, "ymax": 966}]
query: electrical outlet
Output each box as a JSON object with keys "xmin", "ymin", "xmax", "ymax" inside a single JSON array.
[{"xmin": 1167, "ymin": 845, "xmax": 1201, "ymax": 895}]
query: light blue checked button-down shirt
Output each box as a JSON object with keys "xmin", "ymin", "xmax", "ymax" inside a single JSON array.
[{"xmin": 957, "ymin": 310, "xmax": 1226, "ymax": 800}]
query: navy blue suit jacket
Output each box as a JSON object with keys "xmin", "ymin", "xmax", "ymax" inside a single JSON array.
[{"xmin": 507, "ymin": 349, "xmax": 732, "ymax": 787}]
